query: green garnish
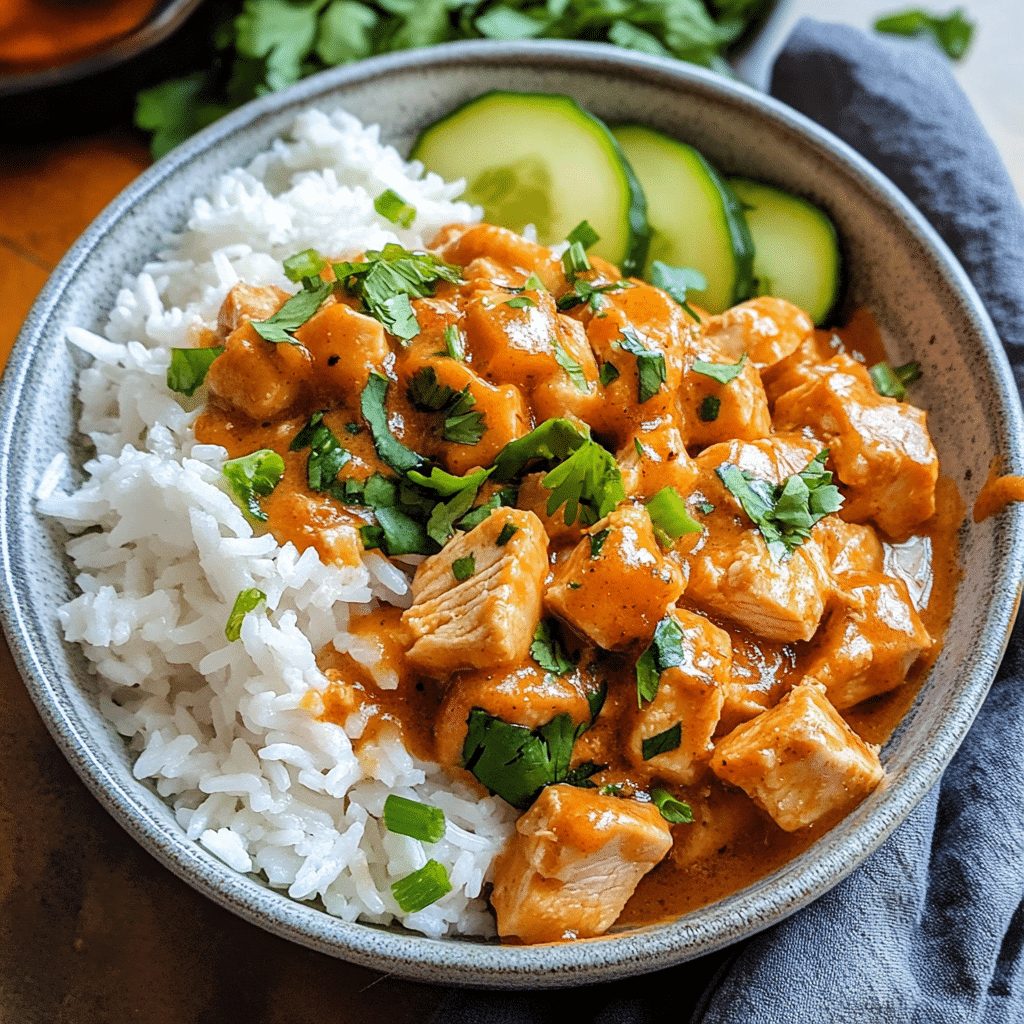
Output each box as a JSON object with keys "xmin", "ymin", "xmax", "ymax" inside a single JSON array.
[
  {"xmin": 344, "ymin": 422, "xmax": 362, "ymax": 435},
  {"xmin": 568, "ymin": 581, "xmax": 582, "ymax": 589},
  {"xmin": 649, "ymin": 261, "xmax": 707, "ymax": 322},
  {"xmin": 250, "ymin": 279, "xmax": 332, "ymax": 345},
  {"xmin": 642, "ymin": 722, "xmax": 681, "ymax": 760},
  {"xmin": 407, "ymin": 465, "xmax": 492, "ymax": 497},
  {"xmin": 557, "ymin": 278, "xmax": 632, "ymax": 313},
  {"xmin": 589, "ymin": 528, "xmax": 610, "ymax": 558},
  {"xmin": 290, "ymin": 412, "xmax": 351, "ymax": 491},
  {"xmin": 541, "ymin": 441, "xmax": 626, "ymax": 527},
  {"xmin": 361, "ymin": 507, "xmax": 432, "ymax": 557},
  {"xmin": 407, "ymin": 366, "xmax": 487, "ymax": 446},
  {"xmin": 225, "ymin": 588, "xmax": 266, "ymax": 642},
  {"xmin": 391, "ymin": 859, "xmax": 452, "ymax": 913},
  {"xmin": 282, "ymin": 248, "xmax": 327, "ymax": 284},
  {"xmin": 566, "ymin": 220, "xmax": 600, "ymax": 250},
  {"xmin": 599, "ymin": 361, "xmax": 621, "ymax": 387},
  {"xmin": 496, "ymin": 523, "xmax": 519, "ymax": 546},
  {"xmin": 700, "ymin": 396, "xmax": 721, "ymax": 422},
  {"xmin": 523, "ymin": 272, "xmax": 546, "ymax": 291},
  {"xmin": 454, "ymin": 486, "xmax": 518, "ymax": 531},
  {"xmin": 616, "ymin": 326, "xmax": 667, "ymax": 403},
  {"xmin": 553, "ymin": 338, "xmax": 589, "ymax": 392},
  {"xmin": 634, "ymin": 438, "xmax": 644, "ymax": 458},
  {"xmin": 874, "ymin": 7, "xmax": 973, "ymax": 59},
  {"xmin": 698, "ymin": 500, "xmax": 715, "ymax": 515},
  {"xmin": 452, "ymin": 553, "xmax": 476, "ymax": 581},
  {"xmin": 646, "ymin": 486, "xmax": 702, "ymax": 545},
  {"xmin": 167, "ymin": 346, "xmax": 223, "ymax": 397},
  {"xmin": 360, "ymin": 373, "xmax": 426, "ymax": 474},
  {"xmin": 869, "ymin": 360, "xmax": 922, "ymax": 401},
  {"xmin": 692, "ymin": 353, "xmax": 747, "ymax": 384},
  {"xmin": 461, "ymin": 709, "xmax": 601, "ymax": 809},
  {"xmin": 636, "ymin": 614, "xmax": 688, "ymax": 705},
  {"xmin": 600, "ymin": 783, "xmax": 624, "ymax": 797},
  {"xmin": 491, "ymin": 418, "xmax": 589, "ymax": 482},
  {"xmin": 222, "ymin": 449, "xmax": 285, "ymax": 521},
  {"xmin": 530, "ymin": 620, "xmax": 575, "ymax": 675},
  {"xmin": 561, "ymin": 239, "xmax": 591, "ymax": 280},
  {"xmin": 651, "ymin": 787, "xmax": 694, "ymax": 824},
  {"xmin": 504, "ymin": 295, "xmax": 537, "ymax": 309},
  {"xmin": 443, "ymin": 323, "xmax": 465, "ymax": 360},
  {"xmin": 374, "ymin": 188, "xmax": 417, "ymax": 227},
  {"xmin": 383, "ymin": 794, "xmax": 446, "ymax": 843},
  {"xmin": 332, "ymin": 243, "xmax": 463, "ymax": 342},
  {"xmin": 715, "ymin": 449, "xmax": 844, "ymax": 561}
]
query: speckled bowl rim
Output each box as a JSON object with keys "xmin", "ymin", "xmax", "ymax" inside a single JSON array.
[{"xmin": 2, "ymin": 39, "xmax": 1023, "ymax": 989}]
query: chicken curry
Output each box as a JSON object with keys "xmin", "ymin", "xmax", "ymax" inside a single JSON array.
[{"xmin": 190, "ymin": 222, "xmax": 959, "ymax": 944}]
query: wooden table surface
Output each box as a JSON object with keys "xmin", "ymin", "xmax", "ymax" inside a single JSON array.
[{"xmin": 0, "ymin": 131, "xmax": 444, "ymax": 1024}]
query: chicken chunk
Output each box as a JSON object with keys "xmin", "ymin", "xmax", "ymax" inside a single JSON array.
[
  {"xmin": 205, "ymin": 321, "xmax": 313, "ymax": 420},
  {"xmin": 627, "ymin": 609, "xmax": 730, "ymax": 784},
  {"xmin": 434, "ymin": 657, "xmax": 596, "ymax": 770},
  {"xmin": 216, "ymin": 282, "xmax": 290, "ymax": 338},
  {"xmin": 701, "ymin": 296, "xmax": 814, "ymax": 370},
  {"xmin": 773, "ymin": 354, "xmax": 939, "ymax": 536},
  {"xmin": 402, "ymin": 508, "xmax": 548, "ymax": 675},
  {"xmin": 718, "ymin": 633, "xmax": 800, "ymax": 732},
  {"xmin": 617, "ymin": 421, "xmax": 699, "ymax": 502},
  {"xmin": 430, "ymin": 222, "xmax": 564, "ymax": 294},
  {"xmin": 815, "ymin": 516, "xmax": 885, "ymax": 577},
  {"xmin": 684, "ymin": 438, "xmax": 833, "ymax": 643},
  {"xmin": 712, "ymin": 682, "xmax": 885, "ymax": 832},
  {"xmin": 804, "ymin": 571, "xmax": 932, "ymax": 709},
  {"xmin": 546, "ymin": 503, "xmax": 685, "ymax": 650},
  {"xmin": 490, "ymin": 785, "xmax": 673, "ymax": 943}
]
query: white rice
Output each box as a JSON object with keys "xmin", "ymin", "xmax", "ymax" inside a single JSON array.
[{"xmin": 37, "ymin": 108, "xmax": 519, "ymax": 938}]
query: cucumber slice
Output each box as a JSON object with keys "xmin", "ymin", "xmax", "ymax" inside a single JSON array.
[
  {"xmin": 612, "ymin": 125, "xmax": 755, "ymax": 314},
  {"xmin": 728, "ymin": 178, "xmax": 841, "ymax": 325},
  {"xmin": 411, "ymin": 91, "xmax": 650, "ymax": 276}
]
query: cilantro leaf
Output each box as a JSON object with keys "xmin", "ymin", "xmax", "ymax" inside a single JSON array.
[
  {"xmin": 452, "ymin": 554, "xmax": 476, "ymax": 581},
  {"xmin": 530, "ymin": 621, "xmax": 575, "ymax": 675},
  {"xmin": 225, "ymin": 587, "xmax": 266, "ymax": 642},
  {"xmin": 616, "ymin": 326, "xmax": 667, "ymax": 403},
  {"xmin": 360, "ymin": 373, "xmax": 426, "ymax": 474},
  {"xmin": 715, "ymin": 449, "xmax": 843, "ymax": 560},
  {"xmin": 589, "ymin": 528, "xmax": 610, "ymax": 558},
  {"xmin": 566, "ymin": 220, "xmax": 600, "ymax": 250},
  {"xmin": 289, "ymin": 412, "xmax": 351, "ymax": 491},
  {"xmin": 407, "ymin": 465, "xmax": 492, "ymax": 497},
  {"xmin": 649, "ymin": 261, "xmax": 707, "ymax": 322},
  {"xmin": 692, "ymin": 353, "xmax": 747, "ymax": 384},
  {"xmin": 642, "ymin": 722, "xmax": 682, "ymax": 760},
  {"xmin": 556, "ymin": 277, "xmax": 632, "ymax": 313},
  {"xmin": 874, "ymin": 7, "xmax": 974, "ymax": 59},
  {"xmin": 250, "ymin": 279, "xmax": 332, "ymax": 345},
  {"xmin": 361, "ymin": 506, "xmax": 434, "ymax": 556},
  {"xmin": 426, "ymin": 481, "xmax": 482, "ymax": 547},
  {"xmin": 406, "ymin": 366, "xmax": 487, "ymax": 445},
  {"xmin": 222, "ymin": 449, "xmax": 285, "ymax": 522},
  {"xmin": 504, "ymin": 295, "xmax": 537, "ymax": 309},
  {"xmin": 167, "ymin": 346, "xmax": 223, "ymax": 397},
  {"xmin": 496, "ymin": 523, "xmax": 518, "ymax": 545},
  {"xmin": 542, "ymin": 440, "xmax": 626, "ymax": 527},
  {"xmin": 491, "ymin": 418, "xmax": 590, "ymax": 482},
  {"xmin": 599, "ymin": 361, "xmax": 621, "ymax": 387},
  {"xmin": 651, "ymin": 787, "xmax": 694, "ymax": 824},
  {"xmin": 700, "ymin": 396, "xmax": 721, "ymax": 421},
  {"xmin": 553, "ymin": 338, "xmax": 589, "ymax": 392},
  {"xmin": 636, "ymin": 614, "xmax": 689, "ymax": 705},
  {"xmin": 869, "ymin": 360, "xmax": 922, "ymax": 401}
]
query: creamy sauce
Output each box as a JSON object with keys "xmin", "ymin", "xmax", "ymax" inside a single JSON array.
[
  {"xmin": 973, "ymin": 458, "xmax": 1024, "ymax": 523},
  {"xmin": 194, "ymin": 222, "xmax": 959, "ymax": 940}
]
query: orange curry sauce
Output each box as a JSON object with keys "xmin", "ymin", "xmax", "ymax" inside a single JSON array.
[{"xmin": 194, "ymin": 224, "xmax": 961, "ymax": 940}]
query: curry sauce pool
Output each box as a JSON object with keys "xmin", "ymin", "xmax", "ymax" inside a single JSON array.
[{"xmin": 39, "ymin": 107, "xmax": 959, "ymax": 944}]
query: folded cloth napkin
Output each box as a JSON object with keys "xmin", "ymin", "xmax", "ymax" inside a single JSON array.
[{"xmin": 434, "ymin": 19, "xmax": 1024, "ymax": 1024}]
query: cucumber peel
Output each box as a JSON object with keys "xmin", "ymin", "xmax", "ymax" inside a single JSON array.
[
  {"xmin": 728, "ymin": 177, "xmax": 841, "ymax": 325},
  {"xmin": 612, "ymin": 124, "xmax": 755, "ymax": 314},
  {"xmin": 411, "ymin": 91, "xmax": 650, "ymax": 276}
]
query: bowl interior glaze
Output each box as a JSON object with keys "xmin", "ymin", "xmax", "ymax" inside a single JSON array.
[{"xmin": 1, "ymin": 40, "xmax": 1022, "ymax": 989}]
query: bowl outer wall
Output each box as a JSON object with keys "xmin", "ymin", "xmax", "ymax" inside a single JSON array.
[{"xmin": 1, "ymin": 40, "xmax": 1022, "ymax": 989}]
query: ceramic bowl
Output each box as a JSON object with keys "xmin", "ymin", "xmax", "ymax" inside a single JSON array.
[{"xmin": 2, "ymin": 40, "xmax": 1022, "ymax": 989}]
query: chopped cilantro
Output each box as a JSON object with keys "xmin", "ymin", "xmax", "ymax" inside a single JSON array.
[
  {"xmin": 250, "ymin": 279, "xmax": 331, "ymax": 345},
  {"xmin": 568, "ymin": 581, "xmax": 582, "ymax": 589},
  {"xmin": 589, "ymin": 528, "xmax": 610, "ymax": 558},
  {"xmin": 374, "ymin": 188, "xmax": 416, "ymax": 227},
  {"xmin": 452, "ymin": 553, "xmax": 476, "ymax": 581},
  {"xmin": 541, "ymin": 440, "xmax": 626, "ymax": 526},
  {"xmin": 636, "ymin": 614, "xmax": 689, "ymax": 705},
  {"xmin": 692, "ymin": 353, "xmax": 747, "ymax": 384},
  {"xmin": 698, "ymin": 500, "xmax": 715, "ymax": 515},
  {"xmin": 426, "ymin": 482, "xmax": 481, "ymax": 546},
  {"xmin": 616, "ymin": 326, "xmax": 667, "ymax": 403},
  {"xmin": 715, "ymin": 449, "xmax": 844, "ymax": 561},
  {"xmin": 651, "ymin": 787, "xmax": 694, "ymax": 824},
  {"xmin": 599, "ymin": 361, "xmax": 621, "ymax": 387},
  {"xmin": 407, "ymin": 465, "xmax": 492, "ymax": 497},
  {"xmin": 360, "ymin": 373, "xmax": 426, "ymax": 474},
  {"xmin": 557, "ymin": 278, "xmax": 631, "ymax": 314},
  {"xmin": 222, "ymin": 449, "xmax": 285, "ymax": 521},
  {"xmin": 530, "ymin": 620, "xmax": 576, "ymax": 675},
  {"xmin": 874, "ymin": 7, "xmax": 973, "ymax": 59},
  {"xmin": 344, "ymin": 422, "xmax": 362, "ymax": 435},
  {"xmin": 634, "ymin": 437, "xmax": 644, "ymax": 458},
  {"xmin": 504, "ymin": 295, "xmax": 537, "ymax": 309},
  {"xmin": 523, "ymin": 272, "xmax": 546, "ymax": 291},
  {"xmin": 491, "ymin": 418, "xmax": 590, "ymax": 482},
  {"xmin": 566, "ymin": 220, "xmax": 600, "ymax": 250},
  {"xmin": 649, "ymin": 261, "xmax": 707, "ymax": 322},
  {"xmin": 700, "ymin": 395, "xmax": 721, "ymax": 421},
  {"xmin": 443, "ymin": 323, "xmax": 465, "ymax": 360},
  {"xmin": 642, "ymin": 722, "xmax": 682, "ymax": 760},
  {"xmin": 870, "ymin": 360, "xmax": 922, "ymax": 401},
  {"xmin": 289, "ymin": 412, "xmax": 350, "ymax": 491},
  {"xmin": 561, "ymin": 240, "xmax": 591, "ymax": 279},
  {"xmin": 362, "ymin": 507, "xmax": 433, "ymax": 557},
  {"xmin": 553, "ymin": 338, "xmax": 589, "ymax": 392},
  {"xmin": 225, "ymin": 587, "xmax": 266, "ymax": 642},
  {"xmin": 167, "ymin": 346, "xmax": 223, "ymax": 397},
  {"xmin": 407, "ymin": 366, "xmax": 486, "ymax": 445},
  {"xmin": 646, "ymin": 486, "xmax": 702, "ymax": 545},
  {"xmin": 496, "ymin": 523, "xmax": 519, "ymax": 546}
]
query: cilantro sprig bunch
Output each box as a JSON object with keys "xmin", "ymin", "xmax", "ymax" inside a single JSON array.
[{"xmin": 135, "ymin": 0, "xmax": 777, "ymax": 158}]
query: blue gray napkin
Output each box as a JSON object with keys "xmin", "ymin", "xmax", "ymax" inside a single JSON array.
[{"xmin": 434, "ymin": 19, "xmax": 1024, "ymax": 1023}]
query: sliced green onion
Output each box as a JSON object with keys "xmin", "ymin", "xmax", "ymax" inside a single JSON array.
[
  {"xmin": 374, "ymin": 188, "xmax": 416, "ymax": 228},
  {"xmin": 383, "ymin": 794, "xmax": 446, "ymax": 843},
  {"xmin": 443, "ymin": 323, "xmax": 464, "ymax": 360},
  {"xmin": 226, "ymin": 588, "xmax": 265, "ymax": 641},
  {"xmin": 869, "ymin": 361, "xmax": 906, "ymax": 400},
  {"xmin": 561, "ymin": 240, "xmax": 591, "ymax": 279},
  {"xmin": 566, "ymin": 220, "xmax": 600, "ymax": 250},
  {"xmin": 222, "ymin": 449, "xmax": 285, "ymax": 521},
  {"xmin": 282, "ymin": 248, "xmax": 327, "ymax": 283},
  {"xmin": 523, "ymin": 271, "xmax": 546, "ymax": 291},
  {"xmin": 646, "ymin": 486, "xmax": 702, "ymax": 545},
  {"xmin": 391, "ymin": 859, "xmax": 452, "ymax": 913}
]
